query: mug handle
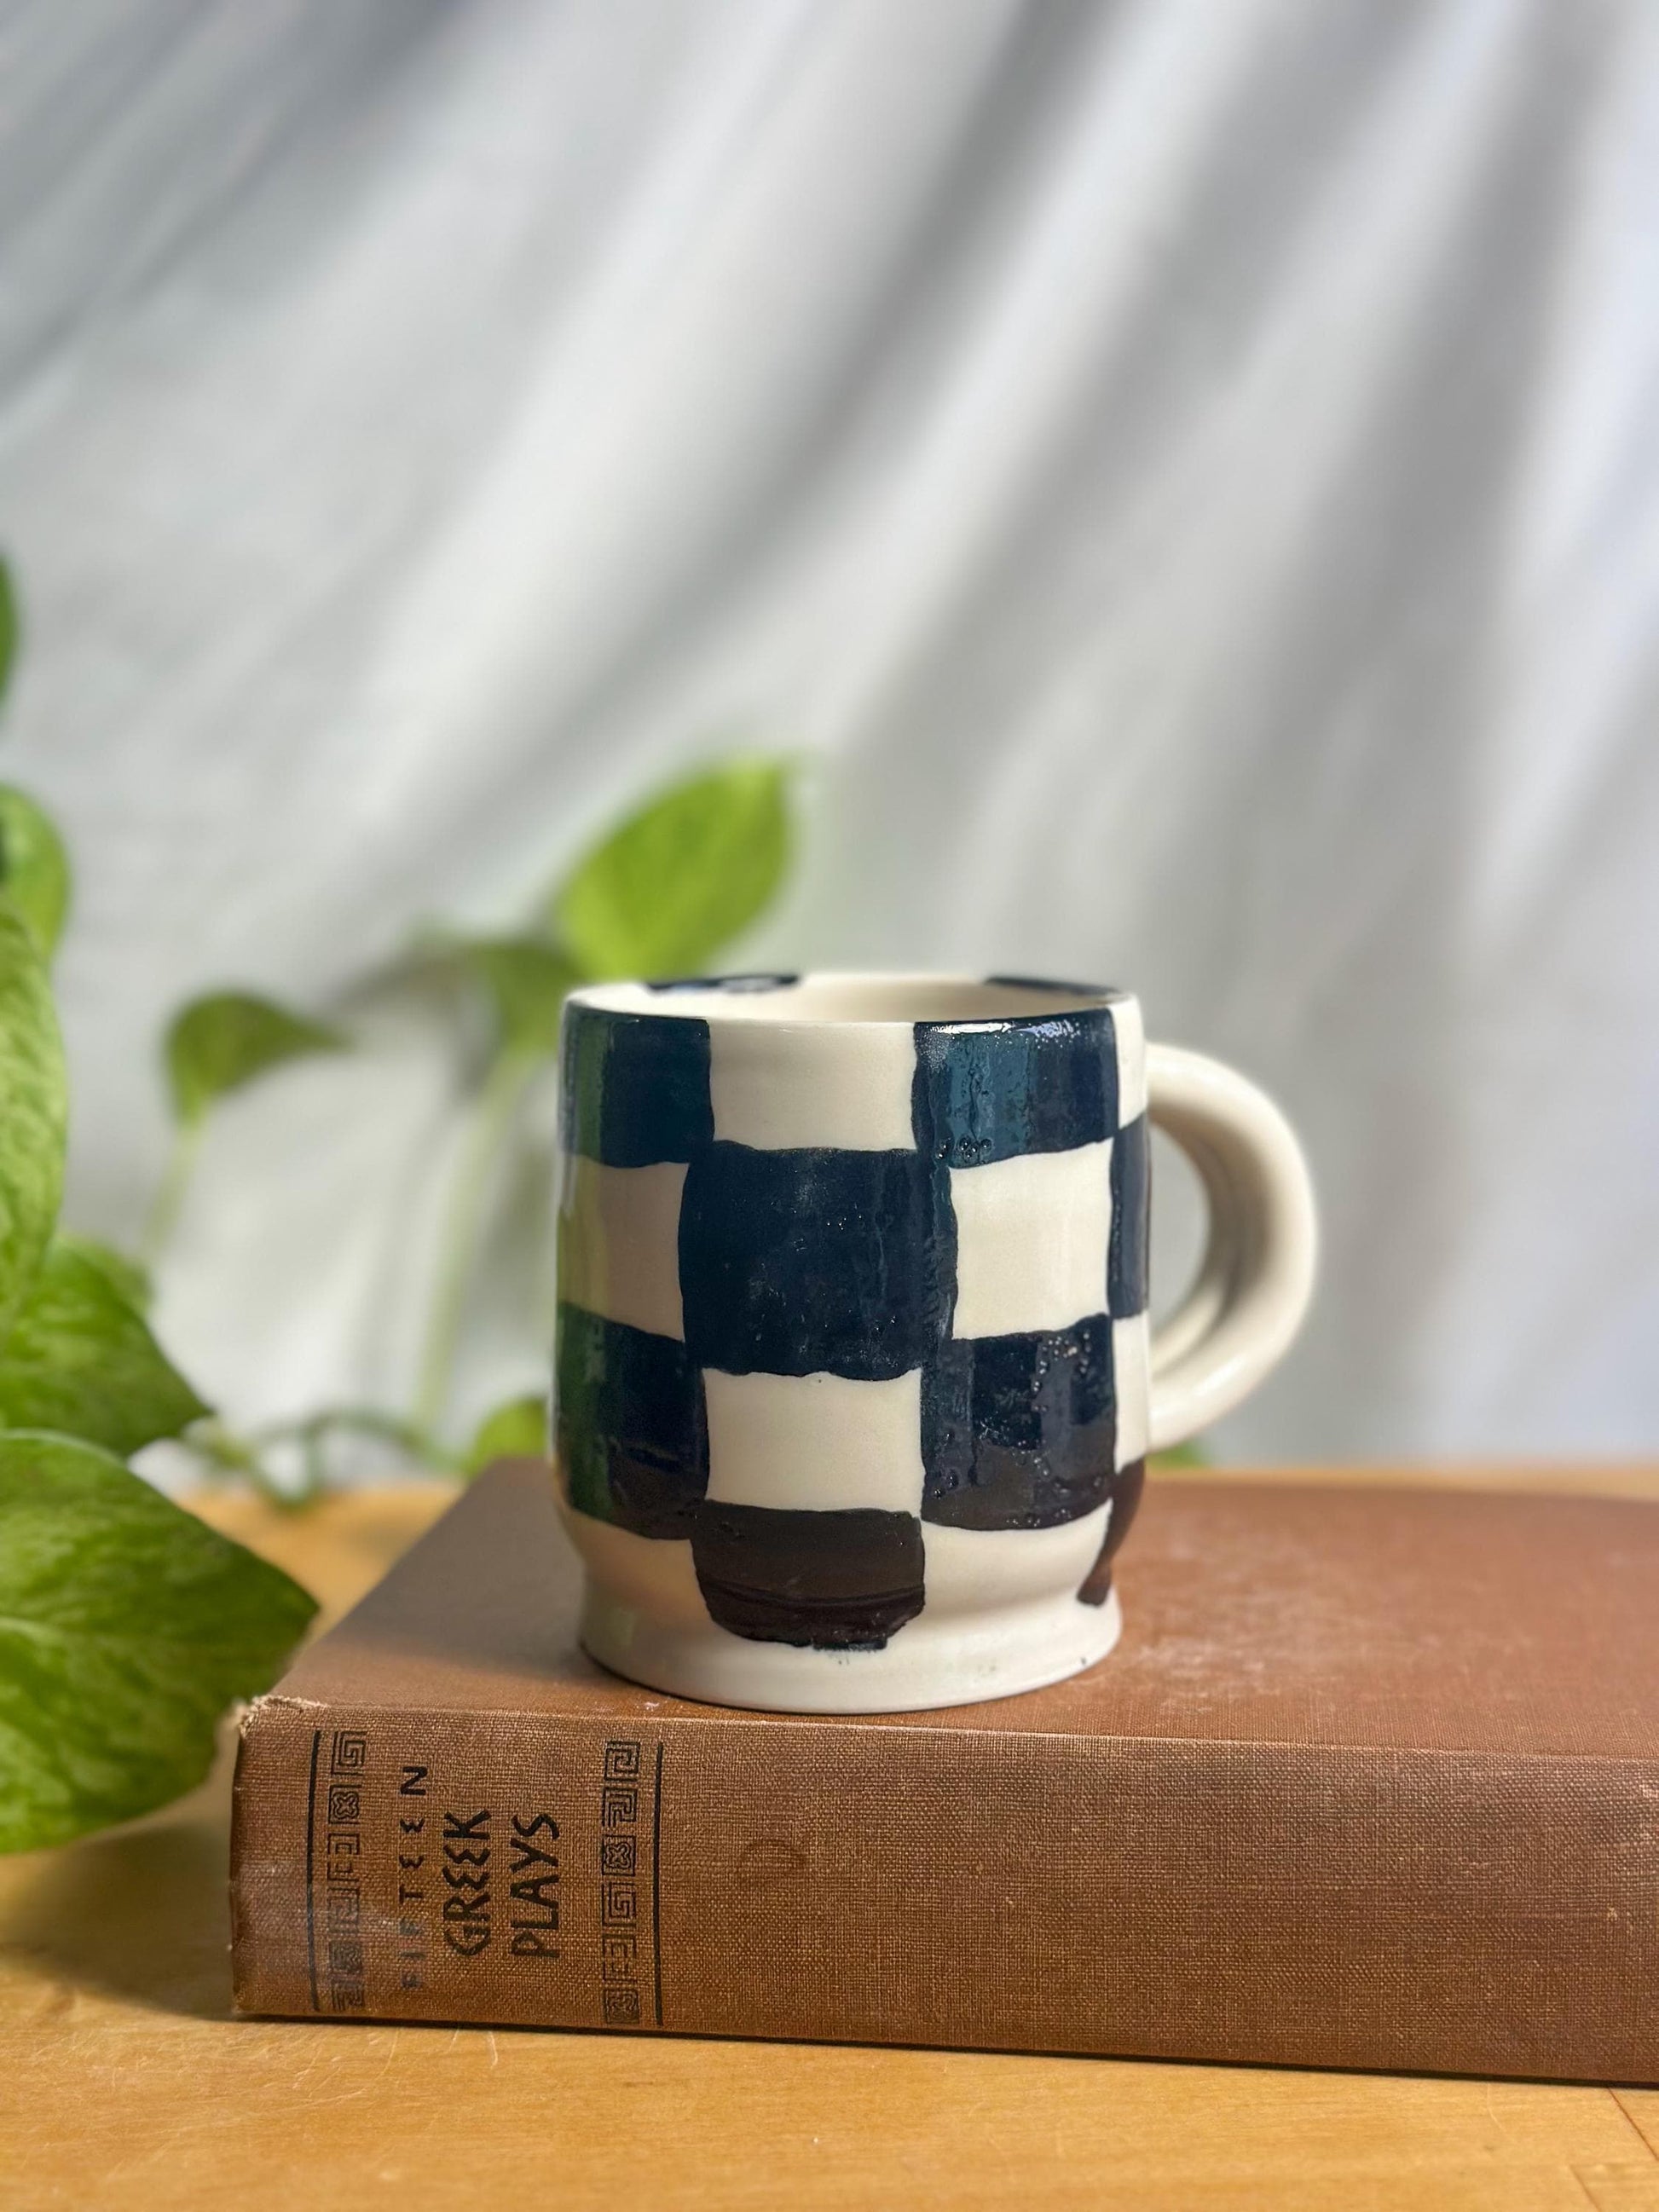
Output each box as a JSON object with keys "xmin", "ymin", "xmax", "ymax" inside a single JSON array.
[{"xmin": 1144, "ymin": 1044, "xmax": 1318, "ymax": 1453}]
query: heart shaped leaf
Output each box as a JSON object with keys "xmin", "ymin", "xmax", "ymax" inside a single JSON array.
[
  {"xmin": 465, "ymin": 1392, "xmax": 547, "ymax": 1475},
  {"xmin": 165, "ymin": 991, "xmax": 344, "ymax": 1128},
  {"xmin": 458, "ymin": 937, "xmax": 580, "ymax": 1058},
  {"xmin": 550, "ymin": 758, "xmax": 792, "ymax": 979},
  {"xmin": 0, "ymin": 785, "xmax": 72, "ymax": 959},
  {"xmin": 0, "ymin": 1239, "xmax": 207, "ymax": 1455},
  {"xmin": 0, "ymin": 904, "xmax": 66, "ymax": 1344},
  {"xmin": 0, "ymin": 1433, "xmax": 316, "ymax": 1853}
]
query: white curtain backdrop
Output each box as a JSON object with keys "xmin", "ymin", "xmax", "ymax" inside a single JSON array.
[{"xmin": 1, "ymin": 0, "xmax": 1656, "ymax": 1464}]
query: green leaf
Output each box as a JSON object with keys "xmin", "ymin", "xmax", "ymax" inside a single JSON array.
[
  {"xmin": 459, "ymin": 937, "xmax": 580, "ymax": 1057},
  {"xmin": 0, "ymin": 1239, "xmax": 207, "ymax": 1455},
  {"xmin": 551, "ymin": 757, "xmax": 793, "ymax": 979},
  {"xmin": 0, "ymin": 904, "xmax": 66, "ymax": 1345},
  {"xmin": 0, "ymin": 559, "xmax": 17, "ymax": 710},
  {"xmin": 165, "ymin": 992, "xmax": 344, "ymax": 1128},
  {"xmin": 0, "ymin": 1433, "xmax": 316, "ymax": 1852},
  {"xmin": 464, "ymin": 1392, "xmax": 547, "ymax": 1476},
  {"xmin": 55, "ymin": 1233, "xmax": 152, "ymax": 1314},
  {"xmin": 0, "ymin": 785, "xmax": 72, "ymax": 958}
]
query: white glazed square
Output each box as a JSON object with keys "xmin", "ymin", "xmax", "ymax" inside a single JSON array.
[
  {"xmin": 919, "ymin": 1504, "xmax": 1112, "ymax": 1619},
  {"xmin": 708, "ymin": 1019, "xmax": 918, "ymax": 1151},
  {"xmin": 703, "ymin": 1367, "xmax": 926, "ymax": 1513},
  {"xmin": 1113, "ymin": 996, "xmax": 1147, "ymax": 1123},
  {"xmin": 556, "ymin": 1155, "xmax": 686, "ymax": 1341},
  {"xmin": 1112, "ymin": 1311, "xmax": 1151, "ymax": 1464},
  {"xmin": 949, "ymin": 1141, "xmax": 1112, "ymax": 1339}
]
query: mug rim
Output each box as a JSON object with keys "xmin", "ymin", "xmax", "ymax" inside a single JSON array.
[{"xmin": 563, "ymin": 970, "xmax": 1133, "ymax": 1029}]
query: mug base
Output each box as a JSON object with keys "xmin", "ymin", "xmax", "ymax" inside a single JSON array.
[{"xmin": 578, "ymin": 1581, "xmax": 1123, "ymax": 1714}]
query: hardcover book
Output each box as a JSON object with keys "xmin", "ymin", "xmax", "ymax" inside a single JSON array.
[{"xmin": 230, "ymin": 1462, "xmax": 1659, "ymax": 2081}]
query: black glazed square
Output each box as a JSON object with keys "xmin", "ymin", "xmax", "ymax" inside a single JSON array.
[
  {"xmin": 1108, "ymin": 1112, "xmax": 1150, "ymax": 1318},
  {"xmin": 1077, "ymin": 1458, "xmax": 1147, "ymax": 1604},
  {"xmin": 679, "ymin": 1144, "xmax": 956, "ymax": 1380},
  {"xmin": 691, "ymin": 1503, "xmax": 926, "ymax": 1648},
  {"xmin": 921, "ymin": 1316, "xmax": 1115, "ymax": 1530},
  {"xmin": 555, "ymin": 1304, "xmax": 708, "ymax": 1538},
  {"xmin": 911, "ymin": 1011, "xmax": 1118, "ymax": 1168},
  {"xmin": 559, "ymin": 1004, "xmax": 714, "ymax": 1167}
]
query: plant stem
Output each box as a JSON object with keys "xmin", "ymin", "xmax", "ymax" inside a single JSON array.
[
  {"xmin": 181, "ymin": 1403, "xmax": 464, "ymax": 1509},
  {"xmin": 181, "ymin": 1418, "xmax": 296, "ymax": 1510},
  {"xmin": 412, "ymin": 1046, "xmax": 536, "ymax": 1435},
  {"xmin": 250, "ymin": 1405, "xmax": 464, "ymax": 1476},
  {"xmin": 142, "ymin": 1118, "xmax": 205, "ymax": 1264}
]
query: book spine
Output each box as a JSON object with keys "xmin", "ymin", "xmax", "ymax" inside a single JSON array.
[{"xmin": 230, "ymin": 1695, "xmax": 1659, "ymax": 2080}]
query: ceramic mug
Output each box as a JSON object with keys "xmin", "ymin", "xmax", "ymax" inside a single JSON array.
[{"xmin": 552, "ymin": 973, "xmax": 1315, "ymax": 1712}]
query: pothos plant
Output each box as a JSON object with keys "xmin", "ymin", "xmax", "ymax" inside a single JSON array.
[
  {"xmin": 0, "ymin": 564, "xmax": 316, "ymax": 1854},
  {"xmin": 0, "ymin": 555, "xmax": 797, "ymax": 1854}
]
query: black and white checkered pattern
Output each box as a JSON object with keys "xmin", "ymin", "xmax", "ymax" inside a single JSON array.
[{"xmin": 555, "ymin": 976, "xmax": 1149, "ymax": 1653}]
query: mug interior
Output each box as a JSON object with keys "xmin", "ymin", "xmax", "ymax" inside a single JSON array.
[{"xmin": 567, "ymin": 972, "xmax": 1125, "ymax": 1024}]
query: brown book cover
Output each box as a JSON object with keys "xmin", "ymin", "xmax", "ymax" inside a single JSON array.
[{"xmin": 230, "ymin": 1463, "xmax": 1659, "ymax": 2081}]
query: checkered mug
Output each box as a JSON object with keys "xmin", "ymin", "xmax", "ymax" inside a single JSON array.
[{"xmin": 552, "ymin": 973, "xmax": 1315, "ymax": 1712}]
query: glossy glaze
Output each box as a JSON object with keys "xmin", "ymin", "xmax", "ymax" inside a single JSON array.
[{"xmin": 552, "ymin": 973, "xmax": 1315, "ymax": 1712}]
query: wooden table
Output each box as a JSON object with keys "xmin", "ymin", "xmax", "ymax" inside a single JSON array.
[{"xmin": 3, "ymin": 1468, "xmax": 1659, "ymax": 2211}]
